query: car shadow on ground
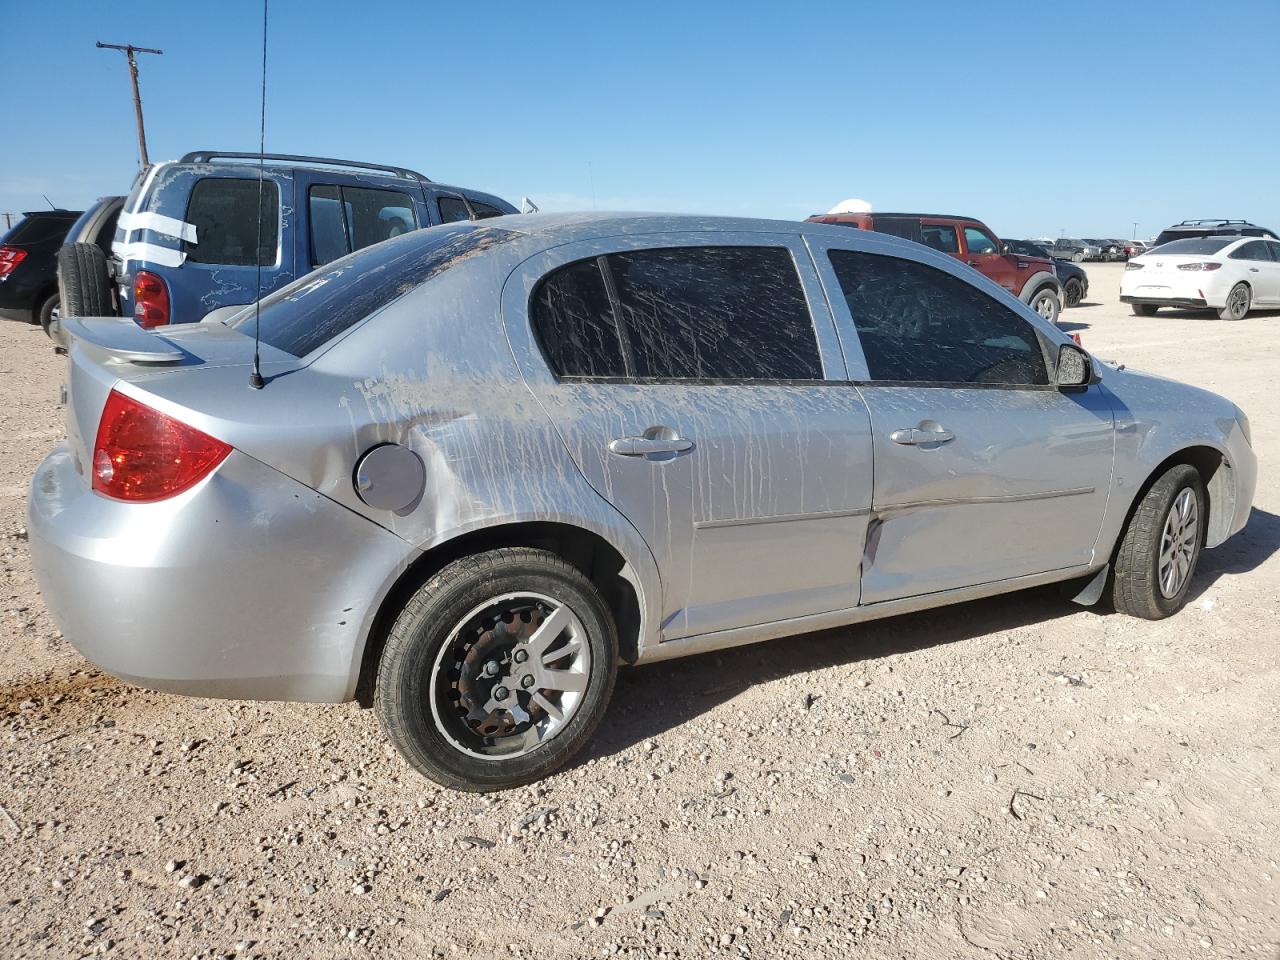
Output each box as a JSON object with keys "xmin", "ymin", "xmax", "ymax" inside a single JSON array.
[
  {"xmin": 1057, "ymin": 320, "xmax": 1090, "ymax": 333},
  {"xmin": 586, "ymin": 507, "xmax": 1280, "ymax": 764},
  {"xmin": 1135, "ymin": 307, "xmax": 1280, "ymax": 322}
]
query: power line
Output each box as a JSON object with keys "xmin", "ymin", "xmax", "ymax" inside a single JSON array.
[{"xmin": 96, "ymin": 42, "xmax": 164, "ymax": 167}]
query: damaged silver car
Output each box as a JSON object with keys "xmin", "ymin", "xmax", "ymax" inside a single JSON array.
[{"xmin": 29, "ymin": 214, "xmax": 1256, "ymax": 791}]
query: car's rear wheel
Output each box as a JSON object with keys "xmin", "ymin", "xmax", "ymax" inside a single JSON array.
[
  {"xmin": 57, "ymin": 243, "xmax": 114, "ymax": 319},
  {"xmin": 1063, "ymin": 278, "xmax": 1084, "ymax": 308},
  {"xmin": 1132, "ymin": 303, "xmax": 1159, "ymax": 317},
  {"xmin": 1218, "ymin": 283, "xmax": 1251, "ymax": 321},
  {"xmin": 374, "ymin": 548, "xmax": 618, "ymax": 792},
  {"xmin": 1110, "ymin": 464, "xmax": 1205, "ymax": 619},
  {"xmin": 1031, "ymin": 288, "xmax": 1061, "ymax": 324}
]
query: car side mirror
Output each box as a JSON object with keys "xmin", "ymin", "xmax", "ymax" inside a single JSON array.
[
  {"xmin": 1055, "ymin": 342, "xmax": 1096, "ymax": 388},
  {"xmin": 998, "ymin": 242, "xmax": 1010, "ymax": 256}
]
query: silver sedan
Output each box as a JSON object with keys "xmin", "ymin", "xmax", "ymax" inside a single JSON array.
[{"xmin": 29, "ymin": 214, "xmax": 1257, "ymax": 791}]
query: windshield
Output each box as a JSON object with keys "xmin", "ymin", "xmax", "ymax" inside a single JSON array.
[
  {"xmin": 1146, "ymin": 236, "xmax": 1235, "ymax": 256},
  {"xmin": 230, "ymin": 222, "xmax": 516, "ymax": 358}
]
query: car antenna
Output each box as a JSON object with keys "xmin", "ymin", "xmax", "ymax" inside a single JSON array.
[
  {"xmin": 248, "ymin": 0, "xmax": 269, "ymax": 390},
  {"xmin": 42, "ymin": 194, "xmax": 56, "ymax": 210}
]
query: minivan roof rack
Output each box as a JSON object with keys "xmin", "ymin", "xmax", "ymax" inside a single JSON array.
[
  {"xmin": 1173, "ymin": 219, "xmax": 1249, "ymax": 226},
  {"xmin": 178, "ymin": 151, "xmax": 431, "ymax": 182}
]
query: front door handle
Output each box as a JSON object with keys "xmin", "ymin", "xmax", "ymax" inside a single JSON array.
[
  {"xmin": 1249, "ymin": 267, "xmax": 1260, "ymax": 272},
  {"xmin": 890, "ymin": 425, "xmax": 955, "ymax": 445},
  {"xmin": 609, "ymin": 434, "xmax": 695, "ymax": 459}
]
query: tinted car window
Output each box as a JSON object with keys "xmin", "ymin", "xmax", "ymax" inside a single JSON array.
[
  {"xmin": 0, "ymin": 214, "xmax": 77, "ymax": 250},
  {"xmin": 828, "ymin": 250, "xmax": 1047, "ymax": 385},
  {"xmin": 309, "ymin": 185, "xmax": 349, "ymax": 266},
  {"xmin": 1268, "ymin": 241, "xmax": 1280, "ymax": 261},
  {"xmin": 344, "ymin": 186, "xmax": 416, "ymax": 251},
  {"xmin": 919, "ymin": 225, "xmax": 958, "ymax": 254},
  {"xmin": 1230, "ymin": 240, "xmax": 1270, "ymax": 261},
  {"xmin": 185, "ymin": 178, "xmax": 279, "ymax": 266},
  {"xmin": 469, "ymin": 201, "xmax": 505, "ymax": 220},
  {"xmin": 531, "ymin": 258, "xmax": 627, "ymax": 377},
  {"xmin": 607, "ymin": 246, "xmax": 823, "ymax": 381},
  {"xmin": 438, "ymin": 196, "xmax": 471, "ymax": 223},
  {"xmin": 964, "ymin": 226, "xmax": 999, "ymax": 254},
  {"xmin": 232, "ymin": 224, "xmax": 514, "ymax": 358}
]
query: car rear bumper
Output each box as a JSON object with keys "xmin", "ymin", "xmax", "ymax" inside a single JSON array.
[
  {"xmin": 1120, "ymin": 295, "xmax": 1209, "ymax": 309},
  {"xmin": 28, "ymin": 443, "xmax": 417, "ymax": 703}
]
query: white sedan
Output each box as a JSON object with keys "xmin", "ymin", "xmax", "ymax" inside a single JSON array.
[{"xmin": 1121, "ymin": 235, "xmax": 1280, "ymax": 320}]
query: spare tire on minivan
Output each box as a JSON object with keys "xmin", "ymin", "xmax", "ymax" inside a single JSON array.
[{"xmin": 56, "ymin": 242, "xmax": 116, "ymax": 324}]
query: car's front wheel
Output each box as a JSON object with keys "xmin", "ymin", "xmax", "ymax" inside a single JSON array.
[
  {"xmin": 1218, "ymin": 282, "xmax": 1251, "ymax": 321},
  {"xmin": 1030, "ymin": 288, "xmax": 1061, "ymax": 324},
  {"xmin": 35, "ymin": 292, "xmax": 59, "ymax": 336},
  {"xmin": 375, "ymin": 548, "xmax": 618, "ymax": 792},
  {"xmin": 1110, "ymin": 464, "xmax": 1205, "ymax": 619}
]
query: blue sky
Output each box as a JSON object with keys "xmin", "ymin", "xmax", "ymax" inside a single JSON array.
[{"xmin": 4, "ymin": 0, "xmax": 1278, "ymax": 240}]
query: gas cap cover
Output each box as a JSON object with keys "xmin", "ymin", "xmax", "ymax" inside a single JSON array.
[{"xmin": 353, "ymin": 444, "xmax": 425, "ymax": 512}]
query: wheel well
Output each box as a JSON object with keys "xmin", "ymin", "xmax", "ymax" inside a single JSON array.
[
  {"xmin": 1113, "ymin": 446, "xmax": 1231, "ymax": 560},
  {"xmin": 354, "ymin": 522, "xmax": 643, "ymax": 707}
]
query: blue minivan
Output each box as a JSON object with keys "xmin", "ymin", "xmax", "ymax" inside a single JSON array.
[{"xmin": 65, "ymin": 151, "xmax": 517, "ymax": 327}]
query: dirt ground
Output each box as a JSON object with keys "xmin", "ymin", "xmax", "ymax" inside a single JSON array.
[{"xmin": 0, "ymin": 263, "xmax": 1277, "ymax": 959}]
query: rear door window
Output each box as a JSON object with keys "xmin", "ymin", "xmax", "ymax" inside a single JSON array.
[
  {"xmin": 185, "ymin": 178, "xmax": 279, "ymax": 266},
  {"xmin": 828, "ymin": 249, "xmax": 1047, "ymax": 385},
  {"xmin": 919, "ymin": 224, "xmax": 959, "ymax": 253},
  {"xmin": 309, "ymin": 184, "xmax": 417, "ymax": 266},
  {"xmin": 529, "ymin": 246, "xmax": 824, "ymax": 382},
  {"xmin": 437, "ymin": 196, "xmax": 471, "ymax": 223},
  {"xmin": 1230, "ymin": 240, "xmax": 1270, "ymax": 261},
  {"xmin": 468, "ymin": 200, "xmax": 505, "ymax": 219},
  {"xmin": 607, "ymin": 246, "xmax": 822, "ymax": 381},
  {"xmin": 530, "ymin": 258, "xmax": 627, "ymax": 377}
]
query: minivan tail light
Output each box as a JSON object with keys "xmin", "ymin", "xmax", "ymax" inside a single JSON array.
[
  {"xmin": 133, "ymin": 270, "xmax": 170, "ymax": 327},
  {"xmin": 92, "ymin": 389, "xmax": 231, "ymax": 501},
  {"xmin": 0, "ymin": 246, "xmax": 27, "ymax": 277}
]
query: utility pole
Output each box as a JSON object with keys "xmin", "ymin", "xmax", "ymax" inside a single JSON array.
[
  {"xmin": 97, "ymin": 42, "xmax": 163, "ymax": 168},
  {"xmin": 1132, "ymin": 222, "xmax": 1138, "ymax": 240}
]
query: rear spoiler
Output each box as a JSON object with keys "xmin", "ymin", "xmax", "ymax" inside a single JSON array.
[{"xmin": 60, "ymin": 317, "xmax": 187, "ymax": 364}]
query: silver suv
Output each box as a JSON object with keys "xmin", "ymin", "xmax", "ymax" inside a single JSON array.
[{"xmin": 29, "ymin": 214, "xmax": 1256, "ymax": 791}]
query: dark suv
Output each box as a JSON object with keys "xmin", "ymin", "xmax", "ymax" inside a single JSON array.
[
  {"xmin": 59, "ymin": 151, "xmax": 517, "ymax": 328},
  {"xmin": 0, "ymin": 210, "xmax": 81, "ymax": 328},
  {"xmin": 1153, "ymin": 220, "xmax": 1278, "ymax": 248},
  {"xmin": 806, "ymin": 211, "xmax": 1063, "ymax": 323}
]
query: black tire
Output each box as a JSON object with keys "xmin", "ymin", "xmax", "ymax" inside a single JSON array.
[
  {"xmin": 1132, "ymin": 303, "xmax": 1158, "ymax": 317},
  {"xmin": 56, "ymin": 243, "xmax": 114, "ymax": 318},
  {"xmin": 1217, "ymin": 282, "xmax": 1251, "ymax": 321},
  {"xmin": 1063, "ymin": 278, "xmax": 1084, "ymax": 308},
  {"xmin": 35, "ymin": 291, "xmax": 59, "ymax": 335},
  {"xmin": 1110, "ymin": 464, "xmax": 1205, "ymax": 620},
  {"xmin": 374, "ymin": 547, "xmax": 618, "ymax": 791},
  {"xmin": 1030, "ymin": 287, "xmax": 1061, "ymax": 325}
]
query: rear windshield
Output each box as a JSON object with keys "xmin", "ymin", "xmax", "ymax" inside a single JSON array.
[
  {"xmin": 1, "ymin": 214, "xmax": 76, "ymax": 247},
  {"xmin": 1147, "ymin": 236, "xmax": 1235, "ymax": 256},
  {"xmin": 230, "ymin": 222, "xmax": 515, "ymax": 357}
]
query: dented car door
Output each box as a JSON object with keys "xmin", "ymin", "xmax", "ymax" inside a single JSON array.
[{"xmin": 503, "ymin": 233, "xmax": 875, "ymax": 642}]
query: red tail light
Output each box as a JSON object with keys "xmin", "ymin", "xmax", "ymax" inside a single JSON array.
[
  {"xmin": 0, "ymin": 246, "xmax": 27, "ymax": 277},
  {"xmin": 1176, "ymin": 262, "xmax": 1222, "ymax": 272},
  {"xmin": 1070, "ymin": 333, "xmax": 1083, "ymax": 346},
  {"xmin": 92, "ymin": 390, "xmax": 231, "ymax": 502},
  {"xmin": 133, "ymin": 270, "xmax": 171, "ymax": 328}
]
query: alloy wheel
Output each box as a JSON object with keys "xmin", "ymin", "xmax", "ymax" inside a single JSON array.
[
  {"xmin": 428, "ymin": 592, "xmax": 592, "ymax": 760},
  {"xmin": 1158, "ymin": 488, "xmax": 1198, "ymax": 599}
]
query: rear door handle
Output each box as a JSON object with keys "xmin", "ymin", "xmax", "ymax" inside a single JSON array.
[
  {"xmin": 1249, "ymin": 267, "xmax": 1260, "ymax": 272},
  {"xmin": 609, "ymin": 436, "xmax": 694, "ymax": 457},
  {"xmin": 890, "ymin": 426, "xmax": 955, "ymax": 445}
]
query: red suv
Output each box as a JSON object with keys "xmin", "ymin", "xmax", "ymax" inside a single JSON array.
[{"xmin": 806, "ymin": 211, "xmax": 1063, "ymax": 323}]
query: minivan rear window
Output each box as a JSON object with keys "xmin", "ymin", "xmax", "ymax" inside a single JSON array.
[
  {"xmin": 231, "ymin": 223, "xmax": 514, "ymax": 358},
  {"xmin": 186, "ymin": 178, "xmax": 279, "ymax": 266}
]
